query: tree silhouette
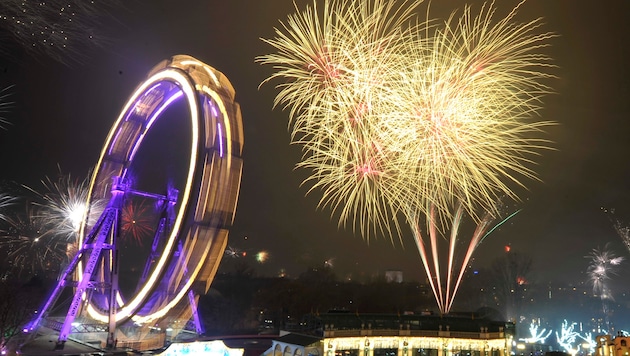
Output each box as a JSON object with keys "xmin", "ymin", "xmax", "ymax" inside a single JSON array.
[{"xmin": 0, "ymin": 276, "xmax": 45, "ymax": 354}]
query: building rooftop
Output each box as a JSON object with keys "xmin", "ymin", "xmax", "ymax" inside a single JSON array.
[{"xmin": 299, "ymin": 312, "xmax": 515, "ymax": 336}]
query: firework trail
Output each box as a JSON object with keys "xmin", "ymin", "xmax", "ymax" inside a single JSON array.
[
  {"xmin": 0, "ymin": 85, "xmax": 14, "ymax": 130},
  {"xmin": 259, "ymin": 0, "xmax": 555, "ymax": 314},
  {"xmin": 603, "ymin": 207, "xmax": 630, "ymax": 254},
  {"xmin": 410, "ymin": 201, "xmax": 520, "ymax": 313},
  {"xmin": 613, "ymin": 221, "xmax": 630, "ymax": 253},
  {"xmin": 0, "ymin": 0, "xmax": 121, "ymax": 65},
  {"xmin": 0, "ymin": 192, "xmax": 17, "ymax": 221}
]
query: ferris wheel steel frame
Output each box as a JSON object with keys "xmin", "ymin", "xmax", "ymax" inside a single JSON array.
[{"xmin": 28, "ymin": 55, "xmax": 244, "ymax": 349}]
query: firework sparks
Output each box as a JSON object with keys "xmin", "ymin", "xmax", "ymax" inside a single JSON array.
[
  {"xmin": 389, "ymin": 1, "xmax": 556, "ymax": 224},
  {"xmin": 613, "ymin": 221, "xmax": 630, "ymax": 253},
  {"xmin": 0, "ymin": 192, "xmax": 17, "ymax": 221},
  {"xmin": 23, "ymin": 168, "xmax": 105, "ymax": 243},
  {"xmin": 324, "ymin": 257, "xmax": 335, "ymax": 268},
  {"xmin": 225, "ymin": 245, "xmax": 246, "ymax": 258},
  {"xmin": 586, "ymin": 244, "xmax": 624, "ymax": 300},
  {"xmin": 258, "ymin": 0, "xmax": 425, "ymax": 240},
  {"xmin": 0, "ymin": 0, "xmax": 121, "ymax": 64},
  {"xmin": 259, "ymin": 0, "xmax": 555, "ymax": 314},
  {"xmin": 256, "ymin": 250, "xmax": 270, "ymax": 263},
  {"xmin": 603, "ymin": 207, "xmax": 630, "ymax": 254},
  {"xmin": 0, "ymin": 202, "xmax": 64, "ymax": 279},
  {"xmin": 410, "ymin": 201, "xmax": 521, "ymax": 313},
  {"xmin": 0, "ymin": 85, "xmax": 14, "ymax": 130},
  {"xmin": 120, "ymin": 198, "xmax": 155, "ymax": 247},
  {"xmin": 586, "ymin": 243, "xmax": 623, "ymax": 335}
]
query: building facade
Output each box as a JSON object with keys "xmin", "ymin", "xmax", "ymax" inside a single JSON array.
[
  {"xmin": 595, "ymin": 334, "xmax": 630, "ymax": 356},
  {"xmin": 268, "ymin": 313, "xmax": 514, "ymax": 356}
]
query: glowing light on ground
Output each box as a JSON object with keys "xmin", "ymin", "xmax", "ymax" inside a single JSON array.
[
  {"xmin": 555, "ymin": 320, "xmax": 594, "ymax": 356},
  {"xmin": 155, "ymin": 339, "xmax": 243, "ymax": 356},
  {"xmin": 519, "ymin": 320, "xmax": 552, "ymax": 344}
]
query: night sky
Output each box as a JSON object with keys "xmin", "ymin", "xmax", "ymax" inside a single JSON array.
[{"xmin": 0, "ymin": 0, "xmax": 629, "ymax": 287}]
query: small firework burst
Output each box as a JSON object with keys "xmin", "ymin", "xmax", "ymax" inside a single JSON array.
[
  {"xmin": 586, "ymin": 244, "xmax": 624, "ymax": 299},
  {"xmin": 256, "ymin": 250, "xmax": 270, "ymax": 263},
  {"xmin": 324, "ymin": 257, "xmax": 335, "ymax": 268},
  {"xmin": 225, "ymin": 245, "xmax": 245, "ymax": 258},
  {"xmin": 24, "ymin": 168, "xmax": 105, "ymax": 243},
  {"xmin": 120, "ymin": 198, "xmax": 155, "ymax": 247},
  {"xmin": 0, "ymin": 202, "xmax": 64, "ymax": 279}
]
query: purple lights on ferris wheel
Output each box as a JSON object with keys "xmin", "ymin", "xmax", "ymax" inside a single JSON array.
[
  {"xmin": 144, "ymin": 83, "xmax": 163, "ymax": 98},
  {"xmin": 128, "ymin": 88, "xmax": 184, "ymax": 163},
  {"xmin": 218, "ymin": 122, "xmax": 224, "ymax": 157},
  {"xmin": 25, "ymin": 56, "xmax": 244, "ymax": 350},
  {"xmin": 206, "ymin": 99, "xmax": 224, "ymax": 157},
  {"xmin": 145, "ymin": 89, "xmax": 183, "ymax": 131}
]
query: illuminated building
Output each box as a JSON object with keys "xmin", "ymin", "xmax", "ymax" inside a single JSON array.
[
  {"xmin": 595, "ymin": 334, "xmax": 630, "ymax": 356},
  {"xmin": 266, "ymin": 313, "xmax": 514, "ymax": 356}
]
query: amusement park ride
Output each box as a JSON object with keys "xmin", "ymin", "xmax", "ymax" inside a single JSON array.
[{"xmin": 25, "ymin": 55, "xmax": 244, "ymax": 351}]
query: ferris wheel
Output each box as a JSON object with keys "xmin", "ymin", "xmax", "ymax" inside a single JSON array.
[{"xmin": 28, "ymin": 55, "xmax": 244, "ymax": 350}]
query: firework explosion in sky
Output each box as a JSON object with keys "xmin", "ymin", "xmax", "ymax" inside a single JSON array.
[
  {"xmin": 0, "ymin": 0, "xmax": 628, "ymax": 319},
  {"xmin": 258, "ymin": 0, "xmax": 556, "ymax": 313},
  {"xmin": 120, "ymin": 198, "xmax": 156, "ymax": 247},
  {"xmin": 0, "ymin": 169, "xmax": 159, "ymax": 278},
  {"xmin": 585, "ymin": 243, "xmax": 624, "ymax": 334},
  {"xmin": 24, "ymin": 168, "xmax": 104, "ymax": 241},
  {"xmin": 0, "ymin": 201, "xmax": 64, "ymax": 279},
  {"xmin": 0, "ymin": 170, "xmax": 104, "ymax": 278},
  {"xmin": 586, "ymin": 244, "xmax": 624, "ymax": 299},
  {"xmin": 0, "ymin": 0, "xmax": 119, "ymax": 65}
]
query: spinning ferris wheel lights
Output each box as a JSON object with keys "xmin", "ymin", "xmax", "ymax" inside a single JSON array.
[{"xmin": 26, "ymin": 55, "xmax": 244, "ymax": 351}]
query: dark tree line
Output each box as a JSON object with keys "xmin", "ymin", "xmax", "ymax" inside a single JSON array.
[
  {"xmin": 199, "ymin": 263, "xmax": 437, "ymax": 336},
  {"xmin": 0, "ymin": 276, "xmax": 47, "ymax": 354},
  {"xmin": 199, "ymin": 251, "xmax": 630, "ymax": 343}
]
